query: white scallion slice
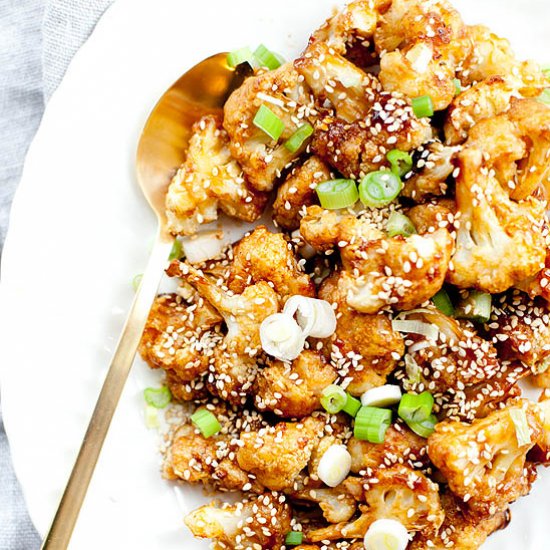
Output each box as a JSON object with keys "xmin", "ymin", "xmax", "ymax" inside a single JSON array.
[
  {"xmin": 361, "ymin": 385, "xmax": 402, "ymax": 408},
  {"xmin": 283, "ymin": 295, "xmax": 337, "ymax": 338},
  {"xmin": 363, "ymin": 519, "xmax": 410, "ymax": 550},
  {"xmin": 317, "ymin": 444, "xmax": 351, "ymax": 488},
  {"xmin": 144, "ymin": 405, "xmax": 160, "ymax": 430},
  {"xmin": 391, "ymin": 319, "xmax": 439, "ymax": 341},
  {"xmin": 260, "ymin": 313, "xmax": 305, "ymax": 361},
  {"xmin": 510, "ymin": 408, "xmax": 531, "ymax": 447},
  {"xmin": 181, "ymin": 230, "xmax": 228, "ymax": 264},
  {"xmin": 291, "ymin": 230, "xmax": 317, "ymax": 260}
]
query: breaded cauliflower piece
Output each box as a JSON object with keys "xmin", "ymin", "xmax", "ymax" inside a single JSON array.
[
  {"xmin": 485, "ymin": 291, "xmax": 550, "ymax": 373},
  {"xmin": 402, "ymin": 141, "xmax": 460, "ymax": 201},
  {"xmin": 308, "ymin": 465, "xmax": 443, "ymax": 541},
  {"xmin": 318, "ymin": 272, "xmax": 404, "ymax": 394},
  {"xmin": 165, "ymin": 371, "xmax": 208, "ymax": 402},
  {"xmin": 272, "ymin": 156, "xmax": 331, "ymax": 230},
  {"xmin": 410, "ymin": 490, "xmax": 509, "ymax": 550},
  {"xmin": 406, "ymin": 199, "xmax": 456, "ymax": 234},
  {"xmin": 529, "ymin": 391, "xmax": 550, "ymax": 465},
  {"xmin": 228, "ymin": 225, "xmax": 315, "ymax": 299},
  {"xmin": 174, "ymin": 262, "xmax": 278, "ymax": 404},
  {"xmin": 428, "ymin": 400, "xmax": 544, "ymax": 514},
  {"xmin": 236, "ymin": 416, "xmax": 325, "ymax": 491},
  {"xmin": 447, "ymin": 114, "xmax": 547, "ymax": 293},
  {"xmin": 139, "ymin": 293, "xmax": 222, "ymax": 382},
  {"xmin": 165, "ymin": 115, "xmax": 268, "ymax": 235},
  {"xmin": 516, "ymin": 250, "xmax": 550, "ymax": 303},
  {"xmin": 185, "ymin": 492, "xmax": 292, "ymax": 550},
  {"xmin": 223, "ymin": 63, "xmax": 315, "ymax": 192},
  {"xmin": 254, "ymin": 351, "xmax": 337, "ymax": 418}
]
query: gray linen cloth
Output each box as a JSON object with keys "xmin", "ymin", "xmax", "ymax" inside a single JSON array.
[{"xmin": 0, "ymin": 1, "xmax": 113, "ymax": 547}]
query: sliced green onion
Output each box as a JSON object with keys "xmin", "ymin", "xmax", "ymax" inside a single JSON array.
[
  {"xmin": 191, "ymin": 408, "xmax": 222, "ymax": 438},
  {"xmin": 144, "ymin": 386, "xmax": 172, "ymax": 409},
  {"xmin": 411, "ymin": 95, "xmax": 434, "ymax": 118},
  {"xmin": 455, "ymin": 290, "xmax": 492, "ymax": 323},
  {"xmin": 342, "ymin": 393, "xmax": 362, "ymax": 417},
  {"xmin": 359, "ymin": 171, "xmax": 403, "ymax": 208},
  {"xmin": 284, "ymin": 123, "xmax": 314, "ymax": 153},
  {"xmin": 132, "ymin": 273, "xmax": 143, "ymax": 291},
  {"xmin": 254, "ymin": 44, "xmax": 284, "ymax": 70},
  {"xmin": 510, "ymin": 408, "xmax": 531, "ymax": 447},
  {"xmin": 537, "ymin": 88, "xmax": 550, "ymax": 106},
  {"xmin": 386, "ymin": 212, "xmax": 416, "ymax": 238},
  {"xmin": 407, "ymin": 413, "xmax": 438, "ymax": 438},
  {"xmin": 398, "ymin": 391, "xmax": 434, "ymax": 423},
  {"xmin": 169, "ymin": 238, "xmax": 183, "ymax": 261},
  {"xmin": 543, "ymin": 66, "xmax": 550, "ymax": 80},
  {"xmin": 227, "ymin": 46, "xmax": 254, "ymax": 68},
  {"xmin": 316, "ymin": 179, "xmax": 359, "ymax": 209},
  {"xmin": 453, "ymin": 78, "xmax": 462, "ymax": 96},
  {"xmin": 320, "ymin": 384, "xmax": 348, "ymax": 414},
  {"xmin": 285, "ymin": 531, "xmax": 303, "ymax": 546},
  {"xmin": 354, "ymin": 406, "xmax": 392, "ymax": 443},
  {"xmin": 144, "ymin": 405, "xmax": 160, "ymax": 429},
  {"xmin": 432, "ymin": 288, "xmax": 455, "ymax": 317},
  {"xmin": 253, "ymin": 104, "xmax": 285, "ymax": 141},
  {"xmin": 386, "ymin": 149, "xmax": 413, "ymax": 177}
]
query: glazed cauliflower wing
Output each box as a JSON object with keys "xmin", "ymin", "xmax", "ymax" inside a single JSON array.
[
  {"xmin": 428, "ymin": 400, "xmax": 544, "ymax": 514},
  {"xmin": 236, "ymin": 416, "xmax": 324, "ymax": 491},
  {"xmin": 223, "ymin": 63, "xmax": 315, "ymax": 192},
  {"xmin": 139, "ymin": 293, "xmax": 222, "ymax": 382},
  {"xmin": 254, "ymin": 350, "xmax": 337, "ymax": 418},
  {"xmin": 406, "ymin": 199, "xmax": 457, "ymax": 234},
  {"xmin": 228, "ymin": 225, "xmax": 315, "ymax": 299},
  {"xmin": 516, "ymin": 250, "xmax": 550, "ymax": 303},
  {"xmin": 272, "ymin": 156, "xmax": 331, "ymax": 231},
  {"xmin": 185, "ymin": 492, "xmax": 291, "ymax": 550},
  {"xmin": 448, "ymin": 115, "xmax": 547, "ymax": 293},
  {"xmin": 165, "ymin": 115, "xmax": 268, "ymax": 235}
]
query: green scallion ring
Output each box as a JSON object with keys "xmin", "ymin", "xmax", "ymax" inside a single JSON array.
[
  {"xmin": 398, "ymin": 391, "xmax": 434, "ymax": 424},
  {"xmin": 453, "ymin": 78, "xmax": 462, "ymax": 96},
  {"xmin": 455, "ymin": 290, "xmax": 492, "ymax": 323},
  {"xmin": 386, "ymin": 211, "xmax": 416, "ymax": 238},
  {"xmin": 144, "ymin": 386, "xmax": 172, "ymax": 409},
  {"xmin": 254, "ymin": 44, "xmax": 284, "ymax": 70},
  {"xmin": 253, "ymin": 104, "xmax": 285, "ymax": 141},
  {"xmin": 132, "ymin": 273, "xmax": 143, "ymax": 292},
  {"xmin": 316, "ymin": 179, "xmax": 359, "ymax": 210},
  {"xmin": 342, "ymin": 393, "xmax": 362, "ymax": 417},
  {"xmin": 284, "ymin": 531, "xmax": 303, "ymax": 546},
  {"xmin": 358, "ymin": 171, "xmax": 403, "ymax": 208},
  {"xmin": 284, "ymin": 123, "xmax": 314, "ymax": 153},
  {"xmin": 407, "ymin": 413, "xmax": 438, "ymax": 438},
  {"xmin": 226, "ymin": 47, "xmax": 254, "ymax": 68},
  {"xmin": 191, "ymin": 408, "xmax": 222, "ymax": 438},
  {"xmin": 320, "ymin": 384, "xmax": 348, "ymax": 414},
  {"xmin": 386, "ymin": 149, "xmax": 413, "ymax": 177},
  {"xmin": 432, "ymin": 288, "xmax": 455, "ymax": 317},
  {"xmin": 169, "ymin": 239, "xmax": 182, "ymax": 261},
  {"xmin": 354, "ymin": 406, "xmax": 392, "ymax": 443},
  {"xmin": 411, "ymin": 95, "xmax": 434, "ymax": 118},
  {"xmin": 537, "ymin": 88, "xmax": 550, "ymax": 106}
]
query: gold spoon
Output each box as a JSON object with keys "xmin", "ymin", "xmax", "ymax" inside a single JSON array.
[{"xmin": 41, "ymin": 52, "xmax": 246, "ymax": 549}]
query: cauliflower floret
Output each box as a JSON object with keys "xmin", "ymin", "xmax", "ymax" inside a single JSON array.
[
  {"xmin": 173, "ymin": 262, "xmax": 278, "ymax": 404},
  {"xmin": 410, "ymin": 490, "xmax": 510, "ymax": 550},
  {"xmin": 272, "ymin": 156, "xmax": 331, "ymax": 230},
  {"xmin": 428, "ymin": 400, "xmax": 544, "ymax": 514},
  {"xmin": 318, "ymin": 272, "xmax": 404, "ymax": 394},
  {"xmin": 402, "ymin": 141, "xmax": 460, "ymax": 201},
  {"xmin": 185, "ymin": 492, "xmax": 292, "ymax": 550},
  {"xmin": 228, "ymin": 225, "xmax": 315, "ymax": 299},
  {"xmin": 516, "ymin": 250, "xmax": 550, "ymax": 303},
  {"xmin": 223, "ymin": 63, "xmax": 315, "ymax": 192},
  {"xmin": 484, "ymin": 291, "xmax": 550, "ymax": 373},
  {"xmin": 406, "ymin": 199, "xmax": 457, "ymax": 234},
  {"xmin": 139, "ymin": 293, "xmax": 222, "ymax": 382},
  {"xmin": 236, "ymin": 416, "xmax": 325, "ymax": 491},
  {"xmin": 444, "ymin": 76, "xmax": 518, "ymax": 145},
  {"xmin": 447, "ymin": 114, "xmax": 547, "ymax": 293},
  {"xmin": 308, "ymin": 465, "xmax": 444, "ymax": 541},
  {"xmin": 529, "ymin": 391, "xmax": 550, "ymax": 465},
  {"xmin": 254, "ymin": 350, "xmax": 337, "ymax": 418},
  {"xmin": 165, "ymin": 115, "xmax": 268, "ymax": 235},
  {"xmin": 165, "ymin": 371, "xmax": 208, "ymax": 402}
]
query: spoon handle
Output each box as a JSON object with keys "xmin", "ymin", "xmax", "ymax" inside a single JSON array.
[{"xmin": 41, "ymin": 230, "xmax": 174, "ymax": 549}]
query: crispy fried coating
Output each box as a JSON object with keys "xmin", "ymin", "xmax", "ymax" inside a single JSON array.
[
  {"xmin": 516, "ymin": 250, "xmax": 550, "ymax": 303},
  {"xmin": 228, "ymin": 226, "xmax": 315, "ymax": 299},
  {"xmin": 272, "ymin": 156, "xmax": 331, "ymax": 231},
  {"xmin": 428, "ymin": 400, "xmax": 544, "ymax": 514},
  {"xmin": 406, "ymin": 199, "xmax": 456, "ymax": 234},
  {"xmin": 165, "ymin": 115, "xmax": 268, "ymax": 235},
  {"xmin": 254, "ymin": 351, "xmax": 337, "ymax": 418},
  {"xmin": 185, "ymin": 492, "xmax": 292, "ymax": 550},
  {"xmin": 223, "ymin": 63, "xmax": 315, "ymax": 192},
  {"xmin": 529, "ymin": 391, "xmax": 550, "ymax": 465},
  {"xmin": 139, "ymin": 293, "xmax": 222, "ymax": 382},
  {"xmin": 236, "ymin": 416, "xmax": 325, "ymax": 491}
]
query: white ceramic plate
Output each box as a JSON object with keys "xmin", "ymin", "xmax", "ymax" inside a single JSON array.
[{"xmin": 0, "ymin": 0, "xmax": 548, "ymax": 548}]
